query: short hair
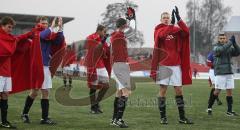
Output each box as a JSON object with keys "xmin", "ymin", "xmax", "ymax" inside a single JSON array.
[
  {"xmin": 36, "ymin": 16, "xmax": 49, "ymax": 23},
  {"xmin": 0, "ymin": 16, "xmax": 16, "ymax": 26},
  {"xmin": 218, "ymin": 33, "xmax": 226, "ymax": 37},
  {"xmin": 161, "ymin": 12, "xmax": 170, "ymax": 19},
  {"xmin": 96, "ymin": 24, "xmax": 106, "ymax": 32},
  {"xmin": 116, "ymin": 18, "xmax": 127, "ymax": 28}
]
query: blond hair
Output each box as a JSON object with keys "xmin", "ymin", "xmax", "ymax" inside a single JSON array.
[{"xmin": 161, "ymin": 12, "xmax": 170, "ymax": 19}]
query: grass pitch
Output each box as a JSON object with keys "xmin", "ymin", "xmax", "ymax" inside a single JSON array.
[{"xmin": 7, "ymin": 78, "xmax": 240, "ymax": 130}]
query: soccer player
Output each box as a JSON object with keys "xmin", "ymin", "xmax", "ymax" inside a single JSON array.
[
  {"xmin": 0, "ymin": 16, "xmax": 18, "ymax": 129},
  {"xmin": 206, "ymin": 51, "xmax": 222, "ymax": 111},
  {"xmin": 0, "ymin": 16, "xmax": 35, "ymax": 129},
  {"xmin": 207, "ymin": 34, "xmax": 240, "ymax": 116},
  {"xmin": 85, "ymin": 24, "xmax": 110, "ymax": 114},
  {"xmin": 62, "ymin": 45, "xmax": 76, "ymax": 87},
  {"xmin": 21, "ymin": 16, "xmax": 65, "ymax": 124},
  {"xmin": 110, "ymin": 18, "xmax": 130, "ymax": 128},
  {"xmin": 150, "ymin": 6, "xmax": 193, "ymax": 124}
]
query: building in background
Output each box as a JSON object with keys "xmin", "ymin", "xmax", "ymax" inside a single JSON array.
[{"xmin": 0, "ymin": 12, "xmax": 74, "ymax": 35}]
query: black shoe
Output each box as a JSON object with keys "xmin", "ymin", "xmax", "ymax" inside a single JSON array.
[
  {"xmin": 179, "ymin": 118, "xmax": 194, "ymax": 124},
  {"xmin": 0, "ymin": 121, "xmax": 17, "ymax": 129},
  {"xmin": 90, "ymin": 109, "xmax": 100, "ymax": 114},
  {"xmin": 217, "ymin": 101, "xmax": 223, "ymax": 105},
  {"xmin": 207, "ymin": 108, "xmax": 212, "ymax": 115},
  {"xmin": 160, "ymin": 117, "xmax": 168, "ymax": 124},
  {"xmin": 113, "ymin": 119, "xmax": 128, "ymax": 128},
  {"xmin": 226, "ymin": 111, "xmax": 239, "ymax": 116},
  {"xmin": 90, "ymin": 104, "xmax": 101, "ymax": 114},
  {"xmin": 40, "ymin": 118, "xmax": 57, "ymax": 125},
  {"xmin": 96, "ymin": 105, "xmax": 103, "ymax": 113},
  {"xmin": 21, "ymin": 114, "xmax": 30, "ymax": 123}
]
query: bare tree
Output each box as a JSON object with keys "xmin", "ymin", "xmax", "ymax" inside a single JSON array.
[
  {"xmin": 186, "ymin": 0, "xmax": 232, "ymax": 57},
  {"xmin": 100, "ymin": 1, "xmax": 144, "ymax": 47}
]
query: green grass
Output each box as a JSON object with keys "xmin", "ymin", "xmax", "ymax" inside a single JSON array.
[{"xmin": 8, "ymin": 78, "xmax": 240, "ymax": 130}]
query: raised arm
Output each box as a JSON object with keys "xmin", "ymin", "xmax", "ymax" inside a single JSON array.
[
  {"xmin": 177, "ymin": 20, "xmax": 190, "ymax": 36},
  {"xmin": 229, "ymin": 36, "xmax": 240, "ymax": 56},
  {"xmin": 53, "ymin": 31, "xmax": 64, "ymax": 45}
]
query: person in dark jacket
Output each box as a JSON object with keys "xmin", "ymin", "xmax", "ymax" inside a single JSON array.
[{"xmin": 207, "ymin": 33, "xmax": 240, "ymax": 116}]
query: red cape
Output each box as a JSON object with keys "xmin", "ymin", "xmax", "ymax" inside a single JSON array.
[
  {"xmin": 11, "ymin": 25, "xmax": 66, "ymax": 94},
  {"xmin": 151, "ymin": 21, "xmax": 192, "ymax": 85}
]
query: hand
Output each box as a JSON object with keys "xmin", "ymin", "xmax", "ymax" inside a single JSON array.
[
  {"xmin": 150, "ymin": 70, "xmax": 157, "ymax": 81},
  {"xmin": 171, "ymin": 10, "xmax": 175, "ymax": 25},
  {"xmin": 101, "ymin": 34, "xmax": 109, "ymax": 44},
  {"xmin": 51, "ymin": 17, "xmax": 57, "ymax": 29},
  {"xmin": 58, "ymin": 17, "xmax": 63, "ymax": 29},
  {"xmin": 174, "ymin": 6, "xmax": 181, "ymax": 21},
  {"xmin": 229, "ymin": 35, "xmax": 236, "ymax": 44}
]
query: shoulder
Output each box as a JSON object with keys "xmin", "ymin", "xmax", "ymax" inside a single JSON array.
[
  {"xmin": 87, "ymin": 33, "xmax": 100, "ymax": 41},
  {"xmin": 111, "ymin": 31, "xmax": 125, "ymax": 40}
]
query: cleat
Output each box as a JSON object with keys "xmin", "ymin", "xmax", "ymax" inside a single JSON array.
[
  {"xmin": 21, "ymin": 114, "xmax": 30, "ymax": 123},
  {"xmin": 160, "ymin": 117, "xmax": 168, "ymax": 124},
  {"xmin": 90, "ymin": 109, "xmax": 100, "ymax": 114},
  {"xmin": 113, "ymin": 119, "xmax": 128, "ymax": 128},
  {"xmin": 206, "ymin": 108, "xmax": 212, "ymax": 115},
  {"xmin": 217, "ymin": 101, "xmax": 223, "ymax": 105},
  {"xmin": 0, "ymin": 121, "xmax": 17, "ymax": 129},
  {"xmin": 40, "ymin": 118, "xmax": 57, "ymax": 125},
  {"xmin": 96, "ymin": 105, "xmax": 103, "ymax": 113},
  {"xmin": 226, "ymin": 111, "xmax": 238, "ymax": 116},
  {"xmin": 179, "ymin": 118, "xmax": 194, "ymax": 124}
]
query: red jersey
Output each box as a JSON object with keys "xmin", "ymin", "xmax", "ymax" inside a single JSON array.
[
  {"xmin": 111, "ymin": 31, "xmax": 128, "ymax": 62},
  {"xmin": 86, "ymin": 33, "xmax": 105, "ymax": 68},
  {"xmin": 154, "ymin": 20, "xmax": 189, "ymax": 66},
  {"xmin": 0, "ymin": 28, "xmax": 17, "ymax": 77},
  {"xmin": 151, "ymin": 20, "xmax": 192, "ymax": 85}
]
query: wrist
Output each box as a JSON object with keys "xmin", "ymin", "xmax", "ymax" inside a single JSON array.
[
  {"xmin": 176, "ymin": 16, "xmax": 181, "ymax": 21},
  {"xmin": 58, "ymin": 27, "xmax": 63, "ymax": 32}
]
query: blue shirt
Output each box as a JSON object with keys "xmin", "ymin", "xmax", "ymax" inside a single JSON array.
[
  {"xmin": 207, "ymin": 51, "xmax": 214, "ymax": 63},
  {"xmin": 40, "ymin": 28, "xmax": 64, "ymax": 66}
]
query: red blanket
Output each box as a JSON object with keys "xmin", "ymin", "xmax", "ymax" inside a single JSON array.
[
  {"xmin": 151, "ymin": 21, "xmax": 192, "ymax": 85},
  {"xmin": 11, "ymin": 25, "xmax": 66, "ymax": 93},
  {"xmin": 11, "ymin": 26, "xmax": 45, "ymax": 93}
]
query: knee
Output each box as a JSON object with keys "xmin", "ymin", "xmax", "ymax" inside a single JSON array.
[
  {"xmin": 1, "ymin": 92, "xmax": 9, "ymax": 99},
  {"xmin": 174, "ymin": 87, "xmax": 183, "ymax": 96},
  {"xmin": 214, "ymin": 90, "xmax": 220, "ymax": 96},
  {"xmin": 226, "ymin": 89, "xmax": 232, "ymax": 96},
  {"xmin": 122, "ymin": 88, "xmax": 131, "ymax": 97},
  {"xmin": 41, "ymin": 89, "xmax": 49, "ymax": 99},
  {"xmin": 159, "ymin": 86, "xmax": 167, "ymax": 96},
  {"xmin": 30, "ymin": 91, "xmax": 38, "ymax": 99},
  {"xmin": 103, "ymin": 83, "xmax": 110, "ymax": 89}
]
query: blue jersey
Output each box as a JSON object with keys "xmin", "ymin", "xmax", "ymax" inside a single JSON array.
[
  {"xmin": 40, "ymin": 28, "xmax": 64, "ymax": 66},
  {"xmin": 207, "ymin": 51, "xmax": 214, "ymax": 63}
]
